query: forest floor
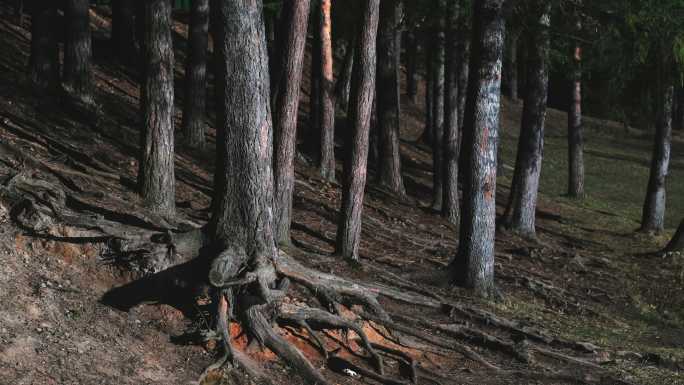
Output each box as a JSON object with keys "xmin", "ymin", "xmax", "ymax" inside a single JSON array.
[{"xmin": 0, "ymin": 5, "xmax": 683, "ymax": 385}]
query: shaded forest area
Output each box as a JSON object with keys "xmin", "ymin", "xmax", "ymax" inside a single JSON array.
[{"xmin": 0, "ymin": 1, "xmax": 683, "ymax": 385}]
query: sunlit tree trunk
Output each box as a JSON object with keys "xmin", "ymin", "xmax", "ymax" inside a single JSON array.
[{"xmin": 318, "ymin": 0, "xmax": 336, "ymax": 181}]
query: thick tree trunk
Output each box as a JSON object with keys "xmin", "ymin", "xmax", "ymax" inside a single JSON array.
[
  {"xmin": 442, "ymin": 0, "xmax": 460, "ymax": 225},
  {"xmin": 335, "ymin": 38, "xmax": 355, "ymax": 112},
  {"xmin": 567, "ymin": 36, "xmax": 584, "ymax": 198},
  {"xmin": 431, "ymin": 2, "xmax": 446, "ymax": 211},
  {"xmin": 273, "ymin": 0, "xmax": 311, "ymax": 246},
  {"xmin": 406, "ymin": 29, "xmax": 418, "ymax": 104},
  {"xmin": 376, "ymin": 0, "xmax": 406, "ymax": 197},
  {"xmin": 63, "ymin": 0, "xmax": 93, "ymax": 104},
  {"xmin": 505, "ymin": 3, "xmax": 551, "ymax": 238},
  {"xmin": 504, "ymin": 30, "xmax": 519, "ymax": 100},
  {"xmin": 138, "ymin": 0, "xmax": 176, "ymax": 218},
  {"xmin": 29, "ymin": 2, "xmax": 60, "ymax": 92},
  {"xmin": 640, "ymin": 82, "xmax": 674, "ymax": 233},
  {"xmin": 665, "ymin": 219, "xmax": 684, "ymax": 252},
  {"xmin": 111, "ymin": 0, "xmax": 138, "ymax": 62},
  {"xmin": 318, "ymin": 0, "xmax": 336, "ymax": 181},
  {"xmin": 450, "ymin": 0, "xmax": 506, "ymax": 297},
  {"xmin": 336, "ymin": 0, "xmax": 380, "ymax": 261},
  {"xmin": 181, "ymin": 0, "xmax": 209, "ymax": 149}
]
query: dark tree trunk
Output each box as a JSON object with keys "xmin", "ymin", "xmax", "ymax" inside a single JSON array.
[
  {"xmin": 567, "ymin": 32, "xmax": 584, "ymax": 198},
  {"xmin": 335, "ymin": 39, "xmax": 355, "ymax": 113},
  {"xmin": 504, "ymin": 3, "xmax": 551, "ymax": 238},
  {"xmin": 504, "ymin": 30, "xmax": 519, "ymax": 100},
  {"xmin": 64, "ymin": 0, "xmax": 93, "ymax": 104},
  {"xmin": 665, "ymin": 219, "xmax": 684, "ymax": 252},
  {"xmin": 376, "ymin": 0, "xmax": 406, "ymax": 197},
  {"xmin": 14, "ymin": 0, "xmax": 24, "ymax": 25},
  {"xmin": 442, "ymin": 0, "xmax": 460, "ymax": 225},
  {"xmin": 138, "ymin": 0, "xmax": 176, "ymax": 218},
  {"xmin": 273, "ymin": 0, "xmax": 311, "ymax": 246},
  {"xmin": 421, "ymin": 32, "xmax": 434, "ymax": 144},
  {"xmin": 450, "ymin": 0, "xmax": 506, "ymax": 297},
  {"xmin": 405, "ymin": 29, "xmax": 418, "ymax": 104},
  {"xmin": 640, "ymin": 82, "xmax": 674, "ymax": 233},
  {"xmin": 336, "ymin": 0, "xmax": 380, "ymax": 261},
  {"xmin": 309, "ymin": 5, "xmax": 322, "ymax": 144},
  {"xmin": 457, "ymin": 31, "xmax": 470, "ymax": 133},
  {"xmin": 29, "ymin": 2, "xmax": 60, "ymax": 92},
  {"xmin": 181, "ymin": 0, "xmax": 209, "ymax": 149},
  {"xmin": 431, "ymin": 2, "xmax": 446, "ymax": 211},
  {"xmin": 674, "ymin": 86, "xmax": 684, "ymax": 132},
  {"xmin": 111, "ymin": 0, "xmax": 138, "ymax": 62},
  {"xmin": 318, "ymin": 0, "xmax": 336, "ymax": 181}
]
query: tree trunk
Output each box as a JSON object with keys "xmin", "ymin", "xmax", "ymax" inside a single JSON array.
[
  {"xmin": 336, "ymin": 0, "xmax": 380, "ymax": 261},
  {"xmin": 181, "ymin": 0, "xmax": 209, "ymax": 149},
  {"xmin": 640, "ymin": 82, "xmax": 674, "ymax": 233},
  {"xmin": 457, "ymin": 31, "xmax": 470, "ymax": 133},
  {"xmin": 63, "ymin": 0, "xmax": 93, "ymax": 104},
  {"xmin": 431, "ymin": 2, "xmax": 446, "ymax": 211},
  {"xmin": 665, "ymin": 219, "xmax": 684, "ymax": 252},
  {"xmin": 442, "ymin": 0, "xmax": 460, "ymax": 225},
  {"xmin": 29, "ymin": 2, "xmax": 60, "ymax": 92},
  {"xmin": 567, "ymin": 31, "xmax": 584, "ymax": 198},
  {"xmin": 318, "ymin": 0, "xmax": 336, "ymax": 181},
  {"xmin": 273, "ymin": 0, "xmax": 311, "ymax": 246},
  {"xmin": 677, "ymin": 86, "xmax": 684, "ymax": 131},
  {"xmin": 335, "ymin": 38, "xmax": 355, "ymax": 112},
  {"xmin": 405, "ymin": 29, "xmax": 418, "ymax": 104},
  {"xmin": 376, "ymin": 0, "xmax": 406, "ymax": 197},
  {"xmin": 111, "ymin": 0, "xmax": 138, "ymax": 62},
  {"xmin": 504, "ymin": 30, "xmax": 518, "ymax": 100},
  {"xmin": 138, "ymin": 0, "xmax": 176, "ymax": 218},
  {"xmin": 450, "ymin": 0, "xmax": 506, "ymax": 297},
  {"xmin": 504, "ymin": 3, "xmax": 551, "ymax": 238},
  {"xmin": 14, "ymin": 0, "xmax": 24, "ymax": 25},
  {"xmin": 309, "ymin": 5, "xmax": 322, "ymax": 144},
  {"xmin": 421, "ymin": 32, "xmax": 434, "ymax": 144}
]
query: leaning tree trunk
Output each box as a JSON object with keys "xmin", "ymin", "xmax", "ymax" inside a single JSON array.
[
  {"xmin": 567, "ymin": 26, "xmax": 584, "ymax": 198},
  {"xmin": 664, "ymin": 219, "xmax": 684, "ymax": 252},
  {"xmin": 318, "ymin": 0, "xmax": 336, "ymax": 181},
  {"xmin": 29, "ymin": 2, "xmax": 59, "ymax": 92},
  {"xmin": 376, "ymin": 0, "xmax": 406, "ymax": 197},
  {"xmin": 442, "ymin": 0, "xmax": 460, "ymax": 225},
  {"xmin": 640, "ymin": 81, "xmax": 674, "ymax": 233},
  {"xmin": 505, "ymin": 2, "xmax": 551, "ymax": 239},
  {"xmin": 63, "ymin": 0, "xmax": 93, "ymax": 104},
  {"xmin": 450, "ymin": 0, "xmax": 506, "ymax": 297},
  {"xmin": 431, "ymin": 1, "xmax": 446, "ymax": 211},
  {"xmin": 138, "ymin": 0, "xmax": 176, "ymax": 218},
  {"xmin": 181, "ymin": 0, "xmax": 210, "ymax": 149},
  {"xmin": 405, "ymin": 29, "xmax": 418, "ymax": 104},
  {"xmin": 273, "ymin": 0, "xmax": 311, "ymax": 246},
  {"xmin": 111, "ymin": 0, "xmax": 138, "ymax": 62},
  {"xmin": 504, "ymin": 30, "xmax": 519, "ymax": 100},
  {"xmin": 336, "ymin": 0, "xmax": 380, "ymax": 261}
]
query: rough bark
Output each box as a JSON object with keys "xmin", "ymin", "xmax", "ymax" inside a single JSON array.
[
  {"xmin": 640, "ymin": 82, "xmax": 674, "ymax": 233},
  {"xmin": 504, "ymin": 30, "xmax": 519, "ymax": 100},
  {"xmin": 29, "ymin": 2, "xmax": 60, "ymax": 92},
  {"xmin": 567, "ymin": 29, "xmax": 584, "ymax": 198},
  {"xmin": 63, "ymin": 0, "xmax": 93, "ymax": 104},
  {"xmin": 138, "ymin": 0, "xmax": 176, "ymax": 218},
  {"xmin": 273, "ymin": 0, "xmax": 311, "ymax": 246},
  {"xmin": 336, "ymin": 0, "xmax": 380, "ymax": 261},
  {"xmin": 450, "ymin": 0, "xmax": 506, "ymax": 297},
  {"xmin": 431, "ymin": 1, "xmax": 446, "ymax": 211},
  {"xmin": 318, "ymin": 0, "xmax": 336, "ymax": 182},
  {"xmin": 442, "ymin": 0, "xmax": 460, "ymax": 225},
  {"xmin": 181, "ymin": 0, "xmax": 210, "ymax": 149},
  {"xmin": 376, "ymin": 0, "xmax": 406, "ymax": 197},
  {"xmin": 504, "ymin": 3, "xmax": 551, "ymax": 239},
  {"xmin": 405, "ymin": 29, "xmax": 418, "ymax": 104},
  {"xmin": 111, "ymin": 0, "xmax": 138, "ymax": 62}
]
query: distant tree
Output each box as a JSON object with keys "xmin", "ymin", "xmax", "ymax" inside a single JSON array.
[
  {"xmin": 335, "ymin": 38, "xmax": 355, "ymax": 111},
  {"xmin": 63, "ymin": 0, "xmax": 93, "ymax": 104},
  {"xmin": 317, "ymin": 0, "xmax": 336, "ymax": 182},
  {"xmin": 29, "ymin": 2, "xmax": 59, "ymax": 92},
  {"xmin": 138, "ymin": 0, "xmax": 176, "ymax": 218},
  {"xmin": 450, "ymin": 0, "xmax": 506, "ymax": 297},
  {"xmin": 111, "ymin": 0, "xmax": 138, "ymax": 62},
  {"xmin": 421, "ymin": 33, "xmax": 434, "ymax": 144},
  {"xmin": 442, "ymin": 0, "xmax": 460, "ymax": 225},
  {"xmin": 431, "ymin": 0, "xmax": 446, "ymax": 211},
  {"xmin": 273, "ymin": 0, "xmax": 311, "ymax": 245},
  {"xmin": 336, "ymin": 0, "xmax": 380, "ymax": 261},
  {"xmin": 405, "ymin": 29, "xmax": 418, "ymax": 104},
  {"xmin": 181, "ymin": 0, "xmax": 209, "ymax": 149},
  {"xmin": 376, "ymin": 0, "xmax": 406, "ymax": 197},
  {"xmin": 503, "ymin": 28, "xmax": 519, "ymax": 100},
  {"xmin": 567, "ymin": 18, "xmax": 585, "ymax": 199},
  {"xmin": 504, "ymin": 1, "xmax": 551, "ymax": 239}
]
